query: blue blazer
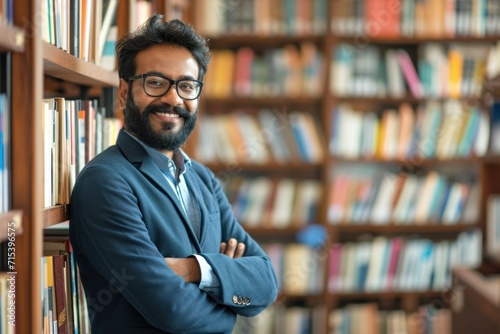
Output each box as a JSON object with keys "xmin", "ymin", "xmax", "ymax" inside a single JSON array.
[{"xmin": 69, "ymin": 129, "xmax": 278, "ymax": 334}]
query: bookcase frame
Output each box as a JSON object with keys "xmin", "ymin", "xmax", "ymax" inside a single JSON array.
[{"xmin": 7, "ymin": 0, "xmax": 500, "ymax": 333}]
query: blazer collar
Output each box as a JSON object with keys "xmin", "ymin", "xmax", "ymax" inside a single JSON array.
[{"xmin": 116, "ymin": 129, "xmax": 200, "ymax": 247}]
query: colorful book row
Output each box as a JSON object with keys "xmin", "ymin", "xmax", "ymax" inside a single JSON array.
[
  {"xmin": 327, "ymin": 229, "xmax": 482, "ymax": 293},
  {"xmin": 197, "ymin": 109, "xmax": 324, "ymax": 165},
  {"xmin": 234, "ymin": 304, "xmax": 327, "ymax": 334},
  {"xmin": 331, "ymin": 0, "xmax": 500, "ymax": 38},
  {"xmin": 329, "ymin": 101, "xmax": 490, "ymax": 160},
  {"xmin": 194, "ymin": 0, "xmax": 328, "ymax": 36},
  {"xmin": 42, "ymin": 97, "xmax": 122, "ymax": 207},
  {"xmin": 262, "ymin": 243, "xmax": 324, "ymax": 296},
  {"xmin": 40, "ymin": 0, "xmax": 118, "ymax": 69},
  {"xmin": 328, "ymin": 169, "xmax": 479, "ymax": 225},
  {"xmin": 331, "ymin": 42, "xmax": 493, "ymax": 99},
  {"xmin": 223, "ymin": 177, "xmax": 321, "ymax": 228},
  {"xmin": 42, "ymin": 241, "xmax": 90, "ymax": 334},
  {"xmin": 330, "ymin": 303, "xmax": 451, "ymax": 334},
  {"xmin": 203, "ymin": 43, "xmax": 324, "ymax": 98}
]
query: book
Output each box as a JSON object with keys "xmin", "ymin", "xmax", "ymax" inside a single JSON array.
[{"xmin": 53, "ymin": 255, "xmax": 69, "ymax": 334}]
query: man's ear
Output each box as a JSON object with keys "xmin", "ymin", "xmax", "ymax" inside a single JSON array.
[{"xmin": 118, "ymin": 78, "xmax": 129, "ymax": 109}]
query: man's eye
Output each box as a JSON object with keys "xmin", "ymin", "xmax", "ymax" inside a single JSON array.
[
  {"xmin": 179, "ymin": 82, "xmax": 195, "ymax": 91},
  {"xmin": 147, "ymin": 80, "xmax": 165, "ymax": 87}
]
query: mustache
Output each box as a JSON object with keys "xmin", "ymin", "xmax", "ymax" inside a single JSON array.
[{"xmin": 144, "ymin": 104, "xmax": 192, "ymax": 118}]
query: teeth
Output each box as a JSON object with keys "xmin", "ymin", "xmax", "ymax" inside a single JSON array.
[{"xmin": 157, "ymin": 112, "xmax": 179, "ymax": 118}]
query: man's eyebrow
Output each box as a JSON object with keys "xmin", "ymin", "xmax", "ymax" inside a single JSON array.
[{"xmin": 144, "ymin": 71, "xmax": 197, "ymax": 80}]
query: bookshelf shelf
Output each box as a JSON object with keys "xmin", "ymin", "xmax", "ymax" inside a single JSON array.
[
  {"xmin": 0, "ymin": 210, "xmax": 23, "ymax": 242},
  {"xmin": 43, "ymin": 42, "xmax": 119, "ymax": 87},
  {"xmin": 329, "ymin": 224, "xmax": 479, "ymax": 235},
  {"xmin": 206, "ymin": 34, "xmax": 324, "ymax": 49},
  {"xmin": 332, "ymin": 290, "xmax": 445, "ymax": 301},
  {"xmin": 0, "ymin": 23, "xmax": 24, "ymax": 52},
  {"xmin": 204, "ymin": 161, "xmax": 324, "ymax": 174},
  {"xmin": 330, "ymin": 156, "xmax": 486, "ymax": 166},
  {"xmin": 334, "ymin": 96, "xmax": 487, "ymax": 106},
  {"xmin": 244, "ymin": 226, "xmax": 304, "ymax": 240},
  {"xmin": 203, "ymin": 96, "xmax": 323, "ymax": 109},
  {"xmin": 335, "ymin": 35, "xmax": 500, "ymax": 45},
  {"xmin": 278, "ymin": 293, "xmax": 324, "ymax": 306},
  {"xmin": 42, "ymin": 205, "xmax": 70, "ymax": 229}
]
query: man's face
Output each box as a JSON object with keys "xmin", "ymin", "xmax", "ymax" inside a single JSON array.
[{"xmin": 118, "ymin": 44, "xmax": 200, "ymax": 152}]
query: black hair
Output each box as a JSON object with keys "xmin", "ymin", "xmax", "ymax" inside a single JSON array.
[{"xmin": 115, "ymin": 14, "xmax": 211, "ymax": 80}]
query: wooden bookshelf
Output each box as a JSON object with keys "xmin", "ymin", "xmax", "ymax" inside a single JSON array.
[
  {"xmin": 336, "ymin": 35, "xmax": 500, "ymax": 45},
  {"xmin": 0, "ymin": 23, "xmax": 24, "ymax": 52},
  {"xmin": 43, "ymin": 42, "xmax": 119, "ymax": 87},
  {"xmin": 188, "ymin": 1, "xmax": 500, "ymax": 332},
  {"xmin": 42, "ymin": 205, "xmax": 70, "ymax": 229},
  {"xmin": 202, "ymin": 96, "xmax": 323, "ymax": 109},
  {"xmin": 206, "ymin": 34, "xmax": 325, "ymax": 49},
  {"xmin": 7, "ymin": 0, "xmax": 123, "ymax": 332},
  {"xmin": 451, "ymin": 266, "xmax": 500, "ymax": 333},
  {"xmin": 0, "ymin": 210, "xmax": 23, "ymax": 242},
  {"xmin": 330, "ymin": 224, "xmax": 481, "ymax": 234}
]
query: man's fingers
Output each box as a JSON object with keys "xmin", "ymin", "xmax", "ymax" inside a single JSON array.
[
  {"xmin": 234, "ymin": 242, "xmax": 245, "ymax": 258},
  {"xmin": 220, "ymin": 239, "xmax": 246, "ymax": 258},
  {"xmin": 225, "ymin": 238, "xmax": 237, "ymax": 257}
]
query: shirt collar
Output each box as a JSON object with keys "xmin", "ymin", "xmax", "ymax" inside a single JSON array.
[{"xmin": 123, "ymin": 129, "xmax": 192, "ymax": 179}]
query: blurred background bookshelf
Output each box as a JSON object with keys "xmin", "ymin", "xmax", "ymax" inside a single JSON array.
[{"xmin": 186, "ymin": 0, "xmax": 500, "ymax": 333}]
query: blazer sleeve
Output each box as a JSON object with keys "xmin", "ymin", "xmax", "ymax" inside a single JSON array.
[
  {"xmin": 70, "ymin": 165, "xmax": 236, "ymax": 333},
  {"xmin": 197, "ymin": 166, "xmax": 279, "ymax": 317}
]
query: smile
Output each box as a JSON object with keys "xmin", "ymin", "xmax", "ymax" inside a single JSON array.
[{"xmin": 155, "ymin": 112, "xmax": 180, "ymax": 118}]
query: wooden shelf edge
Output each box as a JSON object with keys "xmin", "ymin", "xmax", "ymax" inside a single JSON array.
[
  {"xmin": 203, "ymin": 161, "xmax": 323, "ymax": 172},
  {"xmin": 330, "ymin": 290, "xmax": 444, "ymax": 300},
  {"xmin": 0, "ymin": 210, "xmax": 23, "ymax": 242},
  {"xmin": 0, "ymin": 23, "xmax": 24, "ymax": 53},
  {"xmin": 43, "ymin": 205, "xmax": 70, "ymax": 228},
  {"xmin": 452, "ymin": 266, "xmax": 500, "ymax": 307},
  {"xmin": 329, "ymin": 224, "xmax": 480, "ymax": 234},
  {"xmin": 44, "ymin": 221, "xmax": 70, "ymax": 239},
  {"xmin": 202, "ymin": 96, "xmax": 322, "ymax": 107},
  {"xmin": 43, "ymin": 42, "xmax": 119, "ymax": 87},
  {"xmin": 206, "ymin": 34, "xmax": 324, "ymax": 48},
  {"xmin": 335, "ymin": 34, "xmax": 500, "ymax": 44}
]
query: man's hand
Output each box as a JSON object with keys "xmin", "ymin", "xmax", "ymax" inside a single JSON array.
[
  {"xmin": 164, "ymin": 238, "xmax": 245, "ymax": 283},
  {"xmin": 164, "ymin": 257, "xmax": 201, "ymax": 283},
  {"xmin": 220, "ymin": 238, "xmax": 245, "ymax": 258}
]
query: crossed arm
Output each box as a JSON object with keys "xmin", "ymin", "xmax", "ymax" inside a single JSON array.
[{"xmin": 164, "ymin": 238, "xmax": 246, "ymax": 283}]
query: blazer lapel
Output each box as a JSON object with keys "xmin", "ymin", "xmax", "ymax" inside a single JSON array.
[
  {"xmin": 183, "ymin": 170, "xmax": 210, "ymax": 248},
  {"xmin": 116, "ymin": 129, "xmax": 198, "ymax": 244}
]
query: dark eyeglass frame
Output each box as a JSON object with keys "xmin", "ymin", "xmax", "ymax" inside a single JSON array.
[{"xmin": 128, "ymin": 73, "xmax": 204, "ymax": 101}]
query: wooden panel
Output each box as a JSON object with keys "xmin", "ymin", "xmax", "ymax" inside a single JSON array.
[
  {"xmin": 0, "ymin": 210, "xmax": 23, "ymax": 242},
  {"xmin": 43, "ymin": 42, "xmax": 119, "ymax": 87},
  {"xmin": 11, "ymin": 0, "xmax": 43, "ymax": 332},
  {"xmin": 452, "ymin": 267, "xmax": 500, "ymax": 334},
  {"xmin": 0, "ymin": 23, "xmax": 24, "ymax": 52},
  {"xmin": 42, "ymin": 205, "xmax": 70, "ymax": 228}
]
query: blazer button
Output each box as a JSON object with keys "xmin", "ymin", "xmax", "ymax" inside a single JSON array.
[{"xmin": 232, "ymin": 295, "xmax": 239, "ymax": 304}]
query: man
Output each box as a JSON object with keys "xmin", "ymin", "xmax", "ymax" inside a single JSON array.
[{"xmin": 69, "ymin": 14, "xmax": 278, "ymax": 334}]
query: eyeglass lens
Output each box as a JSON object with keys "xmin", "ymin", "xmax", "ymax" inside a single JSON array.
[{"xmin": 144, "ymin": 76, "xmax": 201, "ymax": 100}]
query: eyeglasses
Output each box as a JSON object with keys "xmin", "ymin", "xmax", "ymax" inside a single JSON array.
[{"xmin": 128, "ymin": 74, "xmax": 203, "ymax": 100}]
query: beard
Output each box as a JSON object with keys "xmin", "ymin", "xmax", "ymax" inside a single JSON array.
[{"xmin": 123, "ymin": 93, "xmax": 198, "ymax": 151}]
